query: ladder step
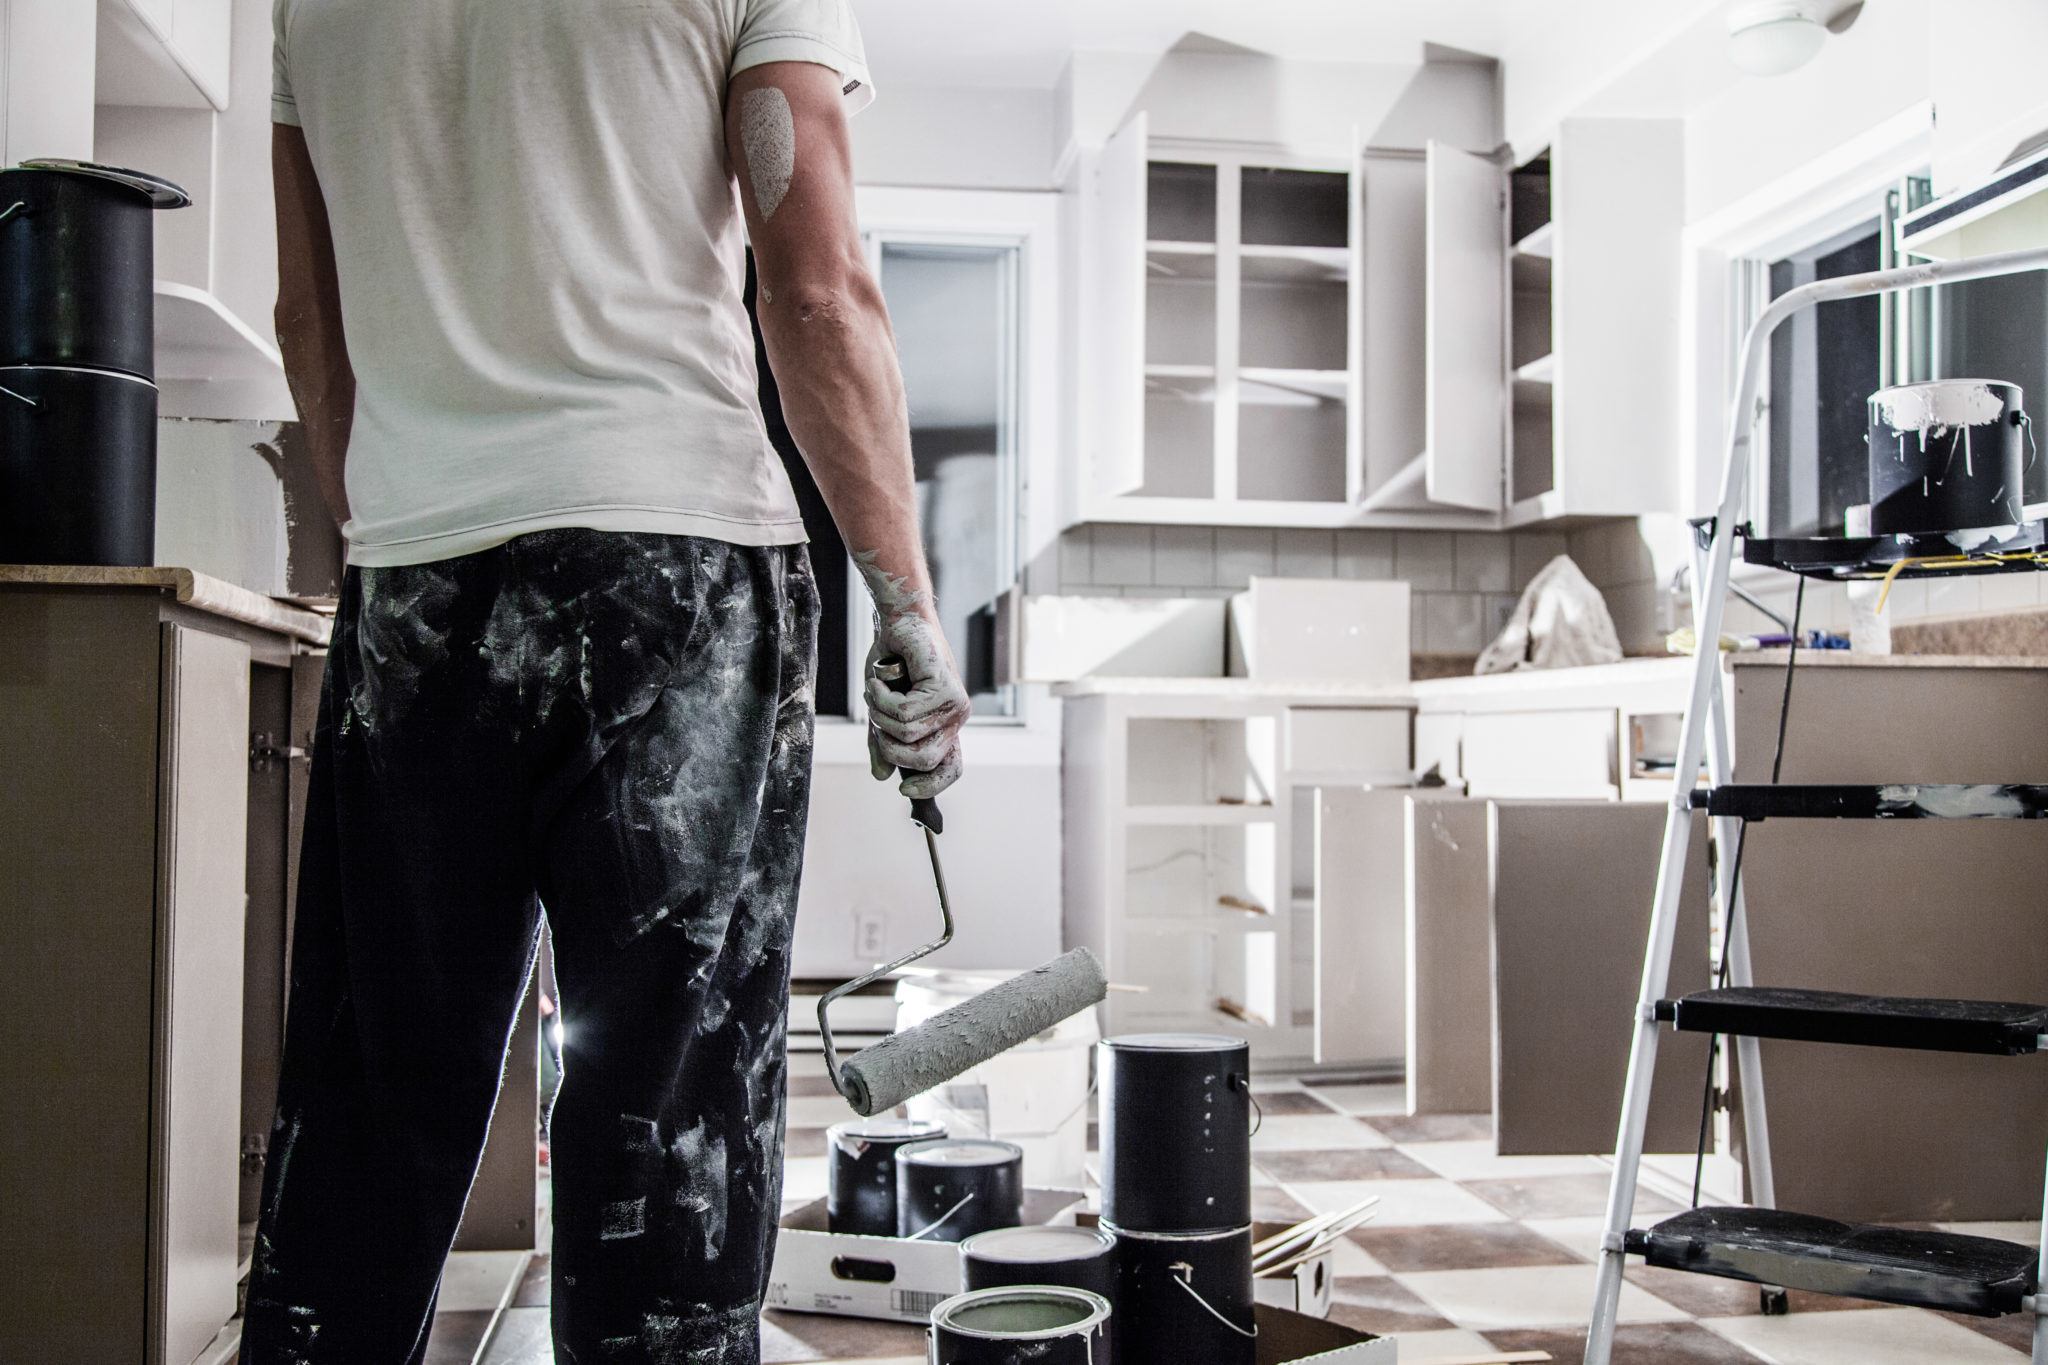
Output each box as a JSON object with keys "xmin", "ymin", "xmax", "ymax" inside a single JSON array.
[
  {"xmin": 1625, "ymin": 1207, "xmax": 2038, "ymax": 1317},
  {"xmin": 1693, "ymin": 783, "xmax": 2048, "ymax": 820},
  {"xmin": 1655, "ymin": 987, "xmax": 2048, "ymax": 1055}
]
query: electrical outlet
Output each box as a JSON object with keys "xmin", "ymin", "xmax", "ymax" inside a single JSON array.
[{"xmin": 852, "ymin": 909, "xmax": 887, "ymax": 962}]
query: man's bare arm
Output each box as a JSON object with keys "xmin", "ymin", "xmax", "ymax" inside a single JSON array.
[
  {"xmin": 272, "ymin": 123, "xmax": 354, "ymax": 528},
  {"xmin": 726, "ymin": 62, "xmax": 968, "ymax": 800}
]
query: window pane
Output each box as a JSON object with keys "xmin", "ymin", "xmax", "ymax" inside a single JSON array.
[
  {"xmin": 878, "ymin": 242, "xmax": 1019, "ymax": 719},
  {"xmin": 1766, "ymin": 221, "xmax": 1880, "ymax": 538}
]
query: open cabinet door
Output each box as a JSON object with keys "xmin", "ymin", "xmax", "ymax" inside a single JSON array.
[
  {"xmin": 1353, "ymin": 145, "xmax": 1429, "ymax": 511},
  {"xmin": 1424, "ymin": 141, "xmax": 1506, "ymax": 512},
  {"xmin": 1085, "ymin": 112, "xmax": 1148, "ymax": 506}
]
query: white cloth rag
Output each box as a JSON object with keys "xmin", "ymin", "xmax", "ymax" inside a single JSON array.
[{"xmin": 1474, "ymin": 555, "xmax": 1624, "ymax": 674}]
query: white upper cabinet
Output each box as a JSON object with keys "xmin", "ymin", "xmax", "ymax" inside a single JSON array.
[
  {"xmin": 1505, "ymin": 117, "xmax": 1685, "ymax": 527},
  {"xmin": 96, "ymin": 0, "xmax": 234, "ymax": 112},
  {"xmin": 1071, "ymin": 110, "xmax": 1686, "ymax": 532},
  {"xmin": 1076, "ymin": 119, "xmax": 1378, "ymax": 529}
]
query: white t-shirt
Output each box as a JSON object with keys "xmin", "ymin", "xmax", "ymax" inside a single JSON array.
[{"xmin": 272, "ymin": 0, "xmax": 873, "ymax": 566}]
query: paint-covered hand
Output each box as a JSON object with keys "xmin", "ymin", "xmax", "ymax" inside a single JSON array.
[{"xmin": 865, "ymin": 609, "xmax": 969, "ymax": 801}]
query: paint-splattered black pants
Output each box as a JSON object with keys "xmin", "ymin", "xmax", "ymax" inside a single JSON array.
[{"xmin": 243, "ymin": 530, "xmax": 819, "ymax": 1365}]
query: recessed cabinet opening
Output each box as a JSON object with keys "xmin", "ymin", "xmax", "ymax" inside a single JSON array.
[
  {"xmin": 1242, "ymin": 278, "xmax": 1347, "ymax": 371},
  {"xmin": 1141, "ymin": 384, "xmax": 1216, "ymax": 498},
  {"xmin": 1241, "ymin": 167, "xmax": 1348, "ymax": 248},
  {"xmin": 1125, "ymin": 717, "xmax": 1278, "ymax": 807},
  {"xmin": 1148, "ymin": 161, "xmax": 1218, "ymax": 243},
  {"xmin": 1238, "ymin": 395, "xmax": 1349, "ymax": 502},
  {"xmin": 1145, "ymin": 274, "xmax": 1217, "ymax": 367},
  {"xmin": 1124, "ymin": 823, "xmax": 1280, "ymax": 921},
  {"xmin": 1509, "ymin": 150, "xmax": 1556, "ymax": 509}
]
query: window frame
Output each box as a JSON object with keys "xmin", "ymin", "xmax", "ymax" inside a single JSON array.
[{"xmin": 808, "ymin": 186, "xmax": 1065, "ymax": 771}]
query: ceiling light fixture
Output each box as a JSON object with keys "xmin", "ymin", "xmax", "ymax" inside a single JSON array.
[{"xmin": 1726, "ymin": 0, "xmax": 1829, "ymax": 77}]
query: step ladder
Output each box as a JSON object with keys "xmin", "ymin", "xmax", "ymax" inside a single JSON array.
[{"xmin": 1585, "ymin": 243, "xmax": 2048, "ymax": 1365}]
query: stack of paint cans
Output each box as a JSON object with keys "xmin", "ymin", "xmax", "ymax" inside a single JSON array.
[
  {"xmin": 895, "ymin": 1137, "xmax": 1026, "ymax": 1242},
  {"xmin": 1098, "ymin": 1033, "xmax": 1257, "ymax": 1365},
  {"xmin": 825, "ymin": 1116, "xmax": 946, "ymax": 1235},
  {"xmin": 959, "ymin": 1224, "xmax": 1120, "ymax": 1364}
]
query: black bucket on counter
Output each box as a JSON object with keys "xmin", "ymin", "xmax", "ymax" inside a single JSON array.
[
  {"xmin": 927, "ymin": 1286, "xmax": 1111, "ymax": 1365},
  {"xmin": 894, "ymin": 1138, "xmax": 1024, "ymax": 1242},
  {"xmin": 1867, "ymin": 379, "xmax": 2030, "ymax": 537},
  {"xmin": 1099, "ymin": 1032, "xmax": 1252, "ymax": 1234},
  {"xmin": 1104, "ymin": 1222, "xmax": 1255, "ymax": 1365},
  {"xmin": 0, "ymin": 365, "xmax": 158, "ymax": 565},
  {"xmin": 825, "ymin": 1116, "xmax": 946, "ymax": 1236},
  {"xmin": 0, "ymin": 161, "xmax": 188, "ymax": 379}
]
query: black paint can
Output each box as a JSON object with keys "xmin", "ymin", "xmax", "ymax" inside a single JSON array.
[
  {"xmin": 1099, "ymin": 1033, "xmax": 1251, "ymax": 1234},
  {"xmin": 961, "ymin": 1223, "xmax": 1118, "ymax": 1298},
  {"xmin": 0, "ymin": 161, "xmax": 189, "ymax": 379},
  {"xmin": 825, "ymin": 1116, "xmax": 946, "ymax": 1236},
  {"xmin": 895, "ymin": 1138, "xmax": 1024, "ymax": 1242},
  {"xmin": 1103, "ymin": 1222, "xmax": 1255, "ymax": 1365},
  {"xmin": 1867, "ymin": 379, "xmax": 2029, "ymax": 537},
  {"xmin": 0, "ymin": 365, "xmax": 157, "ymax": 566},
  {"xmin": 928, "ymin": 1286, "xmax": 1111, "ymax": 1365}
]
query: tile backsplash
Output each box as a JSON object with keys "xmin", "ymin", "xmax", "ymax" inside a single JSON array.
[{"xmin": 1054, "ymin": 525, "xmax": 1575, "ymax": 656}]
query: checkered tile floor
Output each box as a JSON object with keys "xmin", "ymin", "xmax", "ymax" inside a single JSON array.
[{"xmin": 439, "ymin": 1065, "xmax": 2040, "ymax": 1364}]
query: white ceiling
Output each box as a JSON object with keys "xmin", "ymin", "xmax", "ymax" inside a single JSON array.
[{"xmin": 850, "ymin": 0, "xmax": 1529, "ymax": 89}]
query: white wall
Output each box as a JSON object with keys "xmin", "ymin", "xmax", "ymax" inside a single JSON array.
[
  {"xmin": 792, "ymin": 756, "xmax": 1063, "ymax": 977},
  {"xmin": 853, "ymin": 84, "xmax": 1061, "ymax": 191}
]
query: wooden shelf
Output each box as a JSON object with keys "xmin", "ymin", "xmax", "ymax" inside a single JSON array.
[
  {"xmin": 153, "ymin": 281, "xmax": 295, "ymax": 421},
  {"xmin": 1504, "ymin": 489, "xmax": 1566, "ymax": 528},
  {"xmin": 1514, "ymin": 354, "xmax": 1556, "ymax": 384},
  {"xmin": 1513, "ymin": 220, "xmax": 1555, "ymax": 259},
  {"xmin": 1143, "ymin": 363, "xmax": 1216, "ymax": 399},
  {"xmin": 1124, "ymin": 803, "xmax": 1278, "ymax": 826}
]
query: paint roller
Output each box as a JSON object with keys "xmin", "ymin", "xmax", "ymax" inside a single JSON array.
[{"xmin": 818, "ymin": 659, "xmax": 1108, "ymax": 1118}]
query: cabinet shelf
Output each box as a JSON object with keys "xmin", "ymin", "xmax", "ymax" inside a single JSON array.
[
  {"xmin": 1240, "ymin": 245, "xmax": 1350, "ymax": 284},
  {"xmin": 1143, "ymin": 364, "xmax": 1216, "ymax": 399},
  {"xmin": 1513, "ymin": 221, "xmax": 1555, "ymax": 259},
  {"xmin": 1239, "ymin": 368, "xmax": 1347, "ymax": 405},
  {"xmin": 1146, "ymin": 241, "xmax": 1218, "ymax": 279},
  {"xmin": 1514, "ymin": 354, "xmax": 1556, "ymax": 384}
]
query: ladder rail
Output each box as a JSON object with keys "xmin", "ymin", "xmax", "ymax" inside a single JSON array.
[{"xmin": 1585, "ymin": 243, "xmax": 2048, "ymax": 1365}]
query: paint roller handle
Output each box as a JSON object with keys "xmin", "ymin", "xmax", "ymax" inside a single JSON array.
[{"xmin": 872, "ymin": 655, "xmax": 944, "ymax": 835}]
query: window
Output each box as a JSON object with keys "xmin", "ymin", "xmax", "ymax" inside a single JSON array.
[
  {"xmin": 1754, "ymin": 176, "xmax": 2048, "ymax": 538},
  {"xmin": 869, "ymin": 239, "xmax": 1022, "ymax": 720}
]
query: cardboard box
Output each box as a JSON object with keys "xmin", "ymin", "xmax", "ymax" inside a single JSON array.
[
  {"xmin": 765, "ymin": 1188, "xmax": 1088, "ymax": 1323},
  {"xmin": 1228, "ymin": 577, "xmax": 1410, "ymax": 684},
  {"xmin": 1255, "ymin": 1304, "xmax": 1398, "ymax": 1364}
]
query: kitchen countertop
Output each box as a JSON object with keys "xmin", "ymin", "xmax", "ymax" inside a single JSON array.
[{"xmin": 0, "ymin": 564, "xmax": 334, "ymax": 645}]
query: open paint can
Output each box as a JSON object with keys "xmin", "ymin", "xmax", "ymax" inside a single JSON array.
[
  {"xmin": 927, "ymin": 1286, "xmax": 1111, "ymax": 1365},
  {"xmin": 1099, "ymin": 1033, "xmax": 1251, "ymax": 1234},
  {"xmin": 827, "ymin": 1117, "xmax": 946, "ymax": 1236},
  {"xmin": 1103, "ymin": 1222, "xmax": 1255, "ymax": 1365},
  {"xmin": 961, "ymin": 1223, "xmax": 1118, "ymax": 1298},
  {"xmin": 896, "ymin": 1138, "xmax": 1025, "ymax": 1242},
  {"xmin": 1867, "ymin": 379, "xmax": 2029, "ymax": 538}
]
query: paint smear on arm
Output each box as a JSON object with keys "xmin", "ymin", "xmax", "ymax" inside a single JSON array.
[{"xmin": 739, "ymin": 86, "xmax": 795, "ymax": 220}]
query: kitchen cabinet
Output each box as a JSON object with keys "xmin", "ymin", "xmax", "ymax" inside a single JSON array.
[
  {"xmin": 1060, "ymin": 680, "xmax": 1412, "ymax": 1065},
  {"xmin": 1077, "ymin": 118, "xmax": 1499, "ymax": 532},
  {"xmin": 1500, "ymin": 119, "xmax": 1685, "ymax": 527},
  {"xmin": 1073, "ymin": 113, "xmax": 1684, "ymax": 532},
  {"xmin": 97, "ymin": 0, "xmax": 233, "ymax": 112}
]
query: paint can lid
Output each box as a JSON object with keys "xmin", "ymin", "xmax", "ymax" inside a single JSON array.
[
  {"xmin": 1103, "ymin": 1031, "xmax": 1247, "ymax": 1052},
  {"xmin": 960, "ymin": 1224, "xmax": 1116, "ymax": 1263},
  {"xmin": 10, "ymin": 159, "xmax": 191, "ymax": 208},
  {"xmin": 896, "ymin": 1137, "xmax": 1025, "ymax": 1168},
  {"xmin": 827, "ymin": 1117, "xmax": 945, "ymax": 1143}
]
